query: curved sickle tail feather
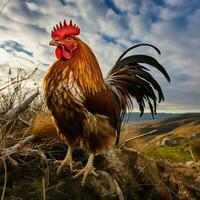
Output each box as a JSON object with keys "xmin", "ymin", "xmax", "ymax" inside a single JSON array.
[{"xmin": 105, "ymin": 44, "xmax": 170, "ymax": 145}]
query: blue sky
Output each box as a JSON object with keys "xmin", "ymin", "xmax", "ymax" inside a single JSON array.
[{"xmin": 0, "ymin": 0, "xmax": 200, "ymax": 113}]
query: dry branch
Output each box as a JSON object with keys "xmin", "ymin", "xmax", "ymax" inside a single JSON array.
[
  {"xmin": 0, "ymin": 158, "xmax": 7, "ymax": 200},
  {"xmin": 0, "ymin": 67, "xmax": 38, "ymax": 92},
  {"xmin": 46, "ymin": 182, "xmax": 65, "ymax": 192},
  {"xmin": 183, "ymin": 182, "xmax": 200, "ymax": 193},
  {"xmin": 119, "ymin": 129, "xmax": 157, "ymax": 149},
  {"xmin": 0, "ymin": 0, "xmax": 11, "ymax": 15},
  {"xmin": 19, "ymin": 148, "xmax": 47, "ymax": 163},
  {"xmin": 42, "ymin": 177, "xmax": 47, "ymax": 200},
  {"xmin": 1, "ymin": 134, "xmax": 36, "ymax": 158},
  {"xmin": 1, "ymin": 91, "xmax": 39, "ymax": 120},
  {"xmin": 113, "ymin": 179, "xmax": 124, "ymax": 200},
  {"xmin": 18, "ymin": 116, "xmax": 30, "ymax": 126}
]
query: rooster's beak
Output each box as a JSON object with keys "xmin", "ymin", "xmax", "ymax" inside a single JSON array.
[{"xmin": 49, "ymin": 40, "xmax": 61, "ymax": 46}]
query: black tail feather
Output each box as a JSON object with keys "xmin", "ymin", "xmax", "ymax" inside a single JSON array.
[
  {"xmin": 105, "ymin": 43, "xmax": 170, "ymax": 144},
  {"xmin": 117, "ymin": 55, "xmax": 170, "ymax": 82},
  {"xmin": 115, "ymin": 43, "xmax": 161, "ymax": 65}
]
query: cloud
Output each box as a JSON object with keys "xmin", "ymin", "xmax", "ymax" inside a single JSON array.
[
  {"xmin": 0, "ymin": 40, "xmax": 33, "ymax": 56},
  {"xmin": 0, "ymin": 0, "xmax": 199, "ymax": 112}
]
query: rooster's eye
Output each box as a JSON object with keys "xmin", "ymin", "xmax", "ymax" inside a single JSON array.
[{"xmin": 66, "ymin": 37, "xmax": 72, "ymax": 41}]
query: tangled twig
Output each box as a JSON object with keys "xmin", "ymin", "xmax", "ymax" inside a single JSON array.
[
  {"xmin": 0, "ymin": 0, "xmax": 11, "ymax": 15},
  {"xmin": 18, "ymin": 116, "xmax": 30, "ymax": 126},
  {"xmin": 0, "ymin": 158, "xmax": 7, "ymax": 200},
  {"xmin": 1, "ymin": 91, "xmax": 39, "ymax": 120},
  {"xmin": 1, "ymin": 134, "xmax": 36, "ymax": 159},
  {"xmin": 113, "ymin": 179, "xmax": 124, "ymax": 200},
  {"xmin": 42, "ymin": 177, "xmax": 46, "ymax": 200},
  {"xmin": 0, "ymin": 68, "xmax": 37, "ymax": 92},
  {"xmin": 119, "ymin": 129, "xmax": 157, "ymax": 148}
]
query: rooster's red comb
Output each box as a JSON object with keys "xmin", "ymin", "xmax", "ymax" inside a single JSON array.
[{"xmin": 51, "ymin": 20, "xmax": 80, "ymax": 39}]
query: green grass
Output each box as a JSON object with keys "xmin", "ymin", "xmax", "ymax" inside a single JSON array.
[{"xmin": 144, "ymin": 143, "xmax": 192, "ymax": 163}]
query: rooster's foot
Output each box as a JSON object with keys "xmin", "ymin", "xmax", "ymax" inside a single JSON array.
[
  {"xmin": 55, "ymin": 158, "xmax": 74, "ymax": 175},
  {"xmin": 55, "ymin": 146, "xmax": 74, "ymax": 174},
  {"xmin": 72, "ymin": 153, "xmax": 98, "ymax": 186}
]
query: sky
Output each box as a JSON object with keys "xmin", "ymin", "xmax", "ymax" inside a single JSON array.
[{"xmin": 0, "ymin": 0, "xmax": 200, "ymax": 113}]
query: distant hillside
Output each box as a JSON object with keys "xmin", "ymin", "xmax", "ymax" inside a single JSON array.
[
  {"xmin": 125, "ymin": 112, "xmax": 179, "ymax": 121},
  {"xmin": 120, "ymin": 113, "xmax": 200, "ymax": 163},
  {"xmin": 123, "ymin": 113, "xmax": 200, "ymax": 140}
]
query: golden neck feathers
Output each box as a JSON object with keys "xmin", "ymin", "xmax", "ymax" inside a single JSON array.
[{"xmin": 44, "ymin": 38, "xmax": 106, "ymax": 96}]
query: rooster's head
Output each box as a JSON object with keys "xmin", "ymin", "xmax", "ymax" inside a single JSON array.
[{"xmin": 50, "ymin": 20, "xmax": 80, "ymax": 60}]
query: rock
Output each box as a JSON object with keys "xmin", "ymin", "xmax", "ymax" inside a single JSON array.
[
  {"xmin": 185, "ymin": 160, "xmax": 195, "ymax": 167},
  {"xmin": 159, "ymin": 136, "xmax": 186, "ymax": 146},
  {"xmin": 159, "ymin": 137, "xmax": 170, "ymax": 146},
  {"xmin": 188, "ymin": 133, "xmax": 200, "ymax": 140}
]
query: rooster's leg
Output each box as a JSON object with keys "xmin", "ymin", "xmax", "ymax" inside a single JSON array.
[
  {"xmin": 55, "ymin": 145, "xmax": 74, "ymax": 174},
  {"xmin": 72, "ymin": 153, "xmax": 98, "ymax": 186}
]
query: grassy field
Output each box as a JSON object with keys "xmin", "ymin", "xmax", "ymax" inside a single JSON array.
[{"xmin": 120, "ymin": 113, "xmax": 200, "ymax": 163}]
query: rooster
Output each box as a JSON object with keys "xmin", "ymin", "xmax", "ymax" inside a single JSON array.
[{"xmin": 43, "ymin": 20, "xmax": 170, "ymax": 185}]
